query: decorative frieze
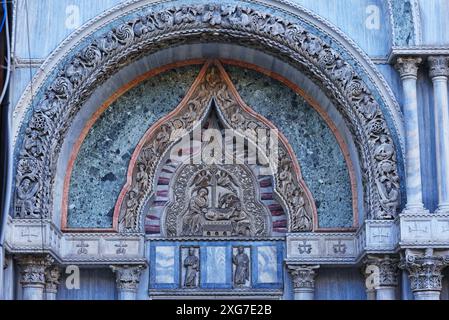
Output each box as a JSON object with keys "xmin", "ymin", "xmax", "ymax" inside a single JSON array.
[
  {"xmin": 399, "ymin": 213, "xmax": 449, "ymax": 247},
  {"xmin": 286, "ymin": 233, "xmax": 356, "ymax": 264}
]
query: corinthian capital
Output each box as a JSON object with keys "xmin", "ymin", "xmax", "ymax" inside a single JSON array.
[
  {"xmin": 16, "ymin": 254, "xmax": 54, "ymax": 286},
  {"xmin": 364, "ymin": 255, "xmax": 399, "ymax": 287},
  {"xmin": 287, "ymin": 265, "xmax": 319, "ymax": 289},
  {"xmin": 395, "ymin": 57, "xmax": 422, "ymax": 79},
  {"xmin": 428, "ymin": 56, "xmax": 449, "ymax": 78},
  {"xmin": 111, "ymin": 264, "xmax": 146, "ymax": 291},
  {"xmin": 45, "ymin": 266, "xmax": 62, "ymax": 293},
  {"xmin": 401, "ymin": 249, "xmax": 448, "ymax": 292}
]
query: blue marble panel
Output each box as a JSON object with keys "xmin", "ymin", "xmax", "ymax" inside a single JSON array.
[
  {"xmin": 149, "ymin": 241, "xmax": 284, "ymax": 291},
  {"xmin": 204, "ymin": 246, "xmax": 228, "ymax": 285},
  {"xmin": 154, "ymin": 246, "xmax": 176, "ymax": 285},
  {"xmin": 256, "ymin": 246, "xmax": 278, "ymax": 283}
]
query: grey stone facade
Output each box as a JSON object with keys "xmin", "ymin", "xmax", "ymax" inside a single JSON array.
[{"xmin": 1, "ymin": 0, "xmax": 449, "ymax": 300}]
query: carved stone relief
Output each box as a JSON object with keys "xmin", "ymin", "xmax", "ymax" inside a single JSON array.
[
  {"xmin": 14, "ymin": 3, "xmax": 400, "ymax": 228},
  {"xmin": 182, "ymin": 247, "xmax": 200, "ymax": 288},
  {"xmin": 233, "ymin": 246, "xmax": 251, "ymax": 288},
  {"xmin": 118, "ymin": 61, "xmax": 316, "ymax": 234},
  {"xmin": 165, "ymin": 164, "xmax": 270, "ymax": 237}
]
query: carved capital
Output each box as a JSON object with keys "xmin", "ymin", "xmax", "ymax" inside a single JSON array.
[
  {"xmin": 111, "ymin": 264, "xmax": 145, "ymax": 291},
  {"xmin": 401, "ymin": 249, "xmax": 448, "ymax": 292},
  {"xmin": 428, "ymin": 56, "xmax": 449, "ymax": 78},
  {"xmin": 395, "ymin": 57, "xmax": 422, "ymax": 79},
  {"xmin": 45, "ymin": 266, "xmax": 62, "ymax": 293},
  {"xmin": 364, "ymin": 255, "xmax": 399, "ymax": 287},
  {"xmin": 16, "ymin": 254, "xmax": 54, "ymax": 287},
  {"xmin": 287, "ymin": 265, "xmax": 319, "ymax": 289}
]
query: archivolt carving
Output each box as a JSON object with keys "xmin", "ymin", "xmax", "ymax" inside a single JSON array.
[
  {"xmin": 117, "ymin": 61, "xmax": 315, "ymax": 233},
  {"xmin": 15, "ymin": 3, "xmax": 400, "ymax": 224}
]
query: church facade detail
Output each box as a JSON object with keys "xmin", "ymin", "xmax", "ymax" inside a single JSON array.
[{"xmin": 1, "ymin": 0, "xmax": 449, "ymax": 300}]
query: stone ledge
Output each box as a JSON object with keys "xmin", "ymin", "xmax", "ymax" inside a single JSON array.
[{"xmin": 399, "ymin": 213, "xmax": 449, "ymax": 248}]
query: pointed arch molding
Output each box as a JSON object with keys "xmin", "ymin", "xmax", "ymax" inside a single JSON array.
[
  {"xmin": 115, "ymin": 61, "xmax": 317, "ymax": 233},
  {"xmin": 14, "ymin": 3, "xmax": 401, "ymax": 226}
]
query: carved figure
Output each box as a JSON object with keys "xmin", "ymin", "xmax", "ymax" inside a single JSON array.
[
  {"xmin": 233, "ymin": 246, "xmax": 250, "ymax": 287},
  {"xmin": 183, "ymin": 247, "xmax": 199, "ymax": 287}
]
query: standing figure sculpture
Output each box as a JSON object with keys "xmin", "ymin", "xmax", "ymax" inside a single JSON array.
[
  {"xmin": 233, "ymin": 246, "xmax": 250, "ymax": 287},
  {"xmin": 183, "ymin": 247, "xmax": 199, "ymax": 288}
]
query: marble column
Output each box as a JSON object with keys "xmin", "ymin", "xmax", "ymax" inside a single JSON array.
[
  {"xmin": 402, "ymin": 249, "xmax": 447, "ymax": 300},
  {"xmin": 428, "ymin": 56, "xmax": 449, "ymax": 214},
  {"xmin": 111, "ymin": 264, "xmax": 145, "ymax": 300},
  {"xmin": 395, "ymin": 57, "xmax": 426, "ymax": 213},
  {"xmin": 287, "ymin": 265, "xmax": 319, "ymax": 300},
  {"xmin": 365, "ymin": 255, "xmax": 399, "ymax": 300},
  {"xmin": 45, "ymin": 266, "xmax": 61, "ymax": 300},
  {"xmin": 17, "ymin": 254, "xmax": 53, "ymax": 300}
]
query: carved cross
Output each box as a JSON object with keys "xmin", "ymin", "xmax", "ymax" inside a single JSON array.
[
  {"xmin": 115, "ymin": 240, "xmax": 128, "ymax": 255},
  {"xmin": 76, "ymin": 240, "xmax": 89, "ymax": 255},
  {"xmin": 333, "ymin": 240, "xmax": 347, "ymax": 254},
  {"xmin": 21, "ymin": 227, "xmax": 38, "ymax": 243},
  {"xmin": 372, "ymin": 228, "xmax": 389, "ymax": 243},
  {"xmin": 297, "ymin": 240, "xmax": 312, "ymax": 254},
  {"xmin": 408, "ymin": 222, "xmax": 428, "ymax": 235}
]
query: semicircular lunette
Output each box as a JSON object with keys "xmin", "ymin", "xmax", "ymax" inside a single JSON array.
[{"xmin": 114, "ymin": 60, "xmax": 317, "ymax": 235}]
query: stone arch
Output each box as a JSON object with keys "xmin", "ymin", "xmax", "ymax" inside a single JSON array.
[
  {"xmin": 13, "ymin": 2, "xmax": 401, "ymax": 227},
  {"xmin": 114, "ymin": 61, "xmax": 316, "ymax": 234}
]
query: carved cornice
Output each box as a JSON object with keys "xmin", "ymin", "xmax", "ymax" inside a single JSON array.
[
  {"xmin": 428, "ymin": 56, "xmax": 449, "ymax": 79},
  {"xmin": 14, "ymin": 3, "xmax": 401, "ymax": 228},
  {"xmin": 16, "ymin": 254, "xmax": 54, "ymax": 286},
  {"xmin": 111, "ymin": 264, "xmax": 146, "ymax": 291},
  {"xmin": 401, "ymin": 249, "xmax": 449, "ymax": 292},
  {"xmin": 395, "ymin": 57, "xmax": 422, "ymax": 79},
  {"xmin": 287, "ymin": 265, "xmax": 319, "ymax": 289}
]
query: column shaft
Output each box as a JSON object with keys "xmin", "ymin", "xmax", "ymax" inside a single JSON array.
[
  {"xmin": 429, "ymin": 56, "xmax": 449, "ymax": 213},
  {"xmin": 395, "ymin": 57, "xmax": 425, "ymax": 212}
]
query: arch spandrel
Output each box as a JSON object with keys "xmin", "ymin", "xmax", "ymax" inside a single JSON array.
[
  {"xmin": 115, "ymin": 61, "xmax": 316, "ymax": 234},
  {"xmin": 13, "ymin": 3, "xmax": 401, "ymax": 228}
]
